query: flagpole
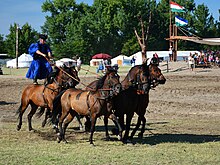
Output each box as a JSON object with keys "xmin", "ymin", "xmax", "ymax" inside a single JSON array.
[{"xmin": 169, "ymin": 0, "xmax": 172, "ymax": 47}]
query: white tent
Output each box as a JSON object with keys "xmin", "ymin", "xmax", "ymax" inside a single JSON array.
[
  {"xmin": 55, "ymin": 58, "xmax": 77, "ymax": 67},
  {"xmin": 130, "ymin": 50, "xmax": 200, "ymax": 65},
  {"xmin": 111, "ymin": 55, "xmax": 131, "ymax": 66},
  {"xmin": 6, "ymin": 53, "xmax": 33, "ymax": 68}
]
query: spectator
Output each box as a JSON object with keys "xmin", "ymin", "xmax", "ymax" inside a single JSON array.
[
  {"xmin": 169, "ymin": 46, "xmax": 173, "ymax": 62},
  {"xmin": 151, "ymin": 53, "xmax": 159, "ymax": 65},
  {"xmin": 188, "ymin": 53, "xmax": 194, "ymax": 71},
  {"xmin": 96, "ymin": 61, "xmax": 104, "ymax": 73},
  {"xmin": 131, "ymin": 56, "xmax": 136, "ymax": 67}
]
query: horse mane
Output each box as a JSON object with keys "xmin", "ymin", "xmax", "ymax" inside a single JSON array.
[
  {"xmin": 96, "ymin": 74, "xmax": 107, "ymax": 90},
  {"xmin": 141, "ymin": 63, "xmax": 149, "ymax": 77},
  {"xmin": 122, "ymin": 64, "xmax": 149, "ymax": 85},
  {"xmin": 45, "ymin": 66, "xmax": 60, "ymax": 84},
  {"xmin": 95, "ymin": 68, "xmax": 118, "ymax": 90}
]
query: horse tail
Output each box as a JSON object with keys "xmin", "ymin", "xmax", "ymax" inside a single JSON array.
[
  {"xmin": 16, "ymin": 103, "xmax": 22, "ymax": 117},
  {"xmin": 50, "ymin": 89, "xmax": 66, "ymax": 124},
  {"xmin": 35, "ymin": 107, "xmax": 45, "ymax": 118}
]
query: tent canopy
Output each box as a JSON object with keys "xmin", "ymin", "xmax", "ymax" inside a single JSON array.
[
  {"xmin": 92, "ymin": 53, "xmax": 111, "ymax": 59},
  {"xmin": 185, "ymin": 38, "xmax": 220, "ymax": 45},
  {"xmin": 55, "ymin": 58, "xmax": 76, "ymax": 67},
  {"xmin": 6, "ymin": 53, "xmax": 33, "ymax": 68}
]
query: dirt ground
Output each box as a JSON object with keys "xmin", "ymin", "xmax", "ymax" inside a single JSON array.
[{"xmin": 1, "ymin": 61, "xmax": 220, "ymax": 141}]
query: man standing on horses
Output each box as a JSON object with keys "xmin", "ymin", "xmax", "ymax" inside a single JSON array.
[{"xmin": 26, "ymin": 34, "xmax": 53, "ymax": 84}]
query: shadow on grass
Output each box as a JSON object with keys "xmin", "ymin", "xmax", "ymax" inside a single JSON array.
[
  {"xmin": 134, "ymin": 133, "xmax": 220, "ymax": 145},
  {"xmin": 0, "ymin": 101, "xmax": 17, "ymax": 105},
  {"xmin": 32, "ymin": 121, "xmax": 220, "ymax": 145}
]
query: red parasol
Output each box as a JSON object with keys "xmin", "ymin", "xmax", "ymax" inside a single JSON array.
[{"xmin": 92, "ymin": 53, "xmax": 111, "ymax": 59}]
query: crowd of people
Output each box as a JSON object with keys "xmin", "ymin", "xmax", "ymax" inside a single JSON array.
[
  {"xmin": 96, "ymin": 59, "xmax": 112, "ymax": 73},
  {"xmin": 188, "ymin": 50, "xmax": 220, "ymax": 66},
  {"xmin": 187, "ymin": 50, "xmax": 220, "ymax": 71}
]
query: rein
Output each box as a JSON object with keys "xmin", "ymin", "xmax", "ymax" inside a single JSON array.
[{"xmin": 57, "ymin": 66, "xmax": 80, "ymax": 84}]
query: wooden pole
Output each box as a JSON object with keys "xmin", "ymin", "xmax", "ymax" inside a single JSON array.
[
  {"xmin": 16, "ymin": 24, "xmax": 19, "ymax": 69},
  {"xmin": 169, "ymin": 0, "xmax": 172, "ymax": 48},
  {"xmin": 174, "ymin": 24, "xmax": 178, "ymax": 61}
]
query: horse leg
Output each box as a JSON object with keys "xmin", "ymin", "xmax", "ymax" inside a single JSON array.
[
  {"xmin": 104, "ymin": 115, "xmax": 110, "ymax": 140},
  {"xmin": 130, "ymin": 116, "xmax": 141, "ymax": 139},
  {"xmin": 27, "ymin": 104, "xmax": 38, "ymax": 131},
  {"xmin": 41, "ymin": 108, "xmax": 50, "ymax": 127},
  {"xmin": 138, "ymin": 116, "xmax": 146, "ymax": 138},
  {"xmin": 63, "ymin": 111, "xmax": 77, "ymax": 134},
  {"xmin": 75, "ymin": 114, "xmax": 84, "ymax": 131},
  {"xmin": 89, "ymin": 114, "xmax": 97, "ymax": 145},
  {"xmin": 17, "ymin": 101, "xmax": 29, "ymax": 131},
  {"xmin": 123, "ymin": 113, "xmax": 134, "ymax": 143},
  {"xmin": 84, "ymin": 116, "xmax": 91, "ymax": 132},
  {"xmin": 110, "ymin": 114, "xmax": 123, "ymax": 141},
  {"xmin": 57, "ymin": 110, "xmax": 69, "ymax": 143}
]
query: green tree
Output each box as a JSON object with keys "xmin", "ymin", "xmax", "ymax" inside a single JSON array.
[
  {"xmin": 4, "ymin": 23, "xmax": 37, "ymax": 57},
  {"xmin": 40, "ymin": 0, "xmax": 220, "ymax": 63},
  {"xmin": 0, "ymin": 34, "xmax": 7, "ymax": 53},
  {"xmin": 41, "ymin": 0, "xmax": 89, "ymax": 59}
]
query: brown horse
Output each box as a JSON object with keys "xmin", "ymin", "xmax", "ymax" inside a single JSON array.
[
  {"xmin": 16, "ymin": 65, "xmax": 80, "ymax": 131},
  {"xmin": 51, "ymin": 68, "xmax": 121, "ymax": 144},
  {"xmin": 68, "ymin": 67, "xmax": 123, "ymax": 140},
  {"xmin": 113, "ymin": 62, "xmax": 166, "ymax": 143},
  {"xmin": 75, "ymin": 64, "xmax": 151, "ymax": 140}
]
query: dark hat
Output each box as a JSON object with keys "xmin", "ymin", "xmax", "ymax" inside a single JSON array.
[{"xmin": 39, "ymin": 34, "xmax": 48, "ymax": 40}]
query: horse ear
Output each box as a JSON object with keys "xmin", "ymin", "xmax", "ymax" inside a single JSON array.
[
  {"xmin": 143, "ymin": 58, "xmax": 148, "ymax": 65},
  {"xmin": 54, "ymin": 66, "xmax": 59, "ymax": 73},
  {"xmin": 62, "ymin": 63, "xmax": 67, "ymax": 68},
  {"xmin": 146, "ymin": 58, "xmax": 151, "ymax": 66}
]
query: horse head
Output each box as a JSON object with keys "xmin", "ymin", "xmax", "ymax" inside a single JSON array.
[
  {"xmin": 56, "ymin": 64, "xmax": 80, "ymax": 88},
  {"xmin": 96, "ymin": 67, "xmax": 121, "ymax": 98},
  {"xmin": 147, "ymin": 62, "xmax": 166, "ymax": 88},
  {"xmin": 122, "ymin": 65, "xmax": 149, "ymax": 94}
]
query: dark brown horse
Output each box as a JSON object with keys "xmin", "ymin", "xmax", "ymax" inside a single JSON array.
[
  {"xmin": 113, "ymin": 62, "xmax": 166, "ymax": 143},
  {"xmin": 51, "ymin": 68, "xmax": 121, "ymax": 144},
  {"xmin": 16, "ymin": 65, "xmax": 80, "ymax": 131},
  {"xmin": 75, "ymin": 64, "xmax": 151, "ymax": 140}
]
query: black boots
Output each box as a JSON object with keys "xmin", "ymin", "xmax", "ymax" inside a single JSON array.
[{"xmin": 33, "ymin": 77, "xmax": 38, "ymax": 85}]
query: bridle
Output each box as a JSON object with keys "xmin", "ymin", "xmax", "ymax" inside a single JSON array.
[
  {"xmin": 42, "ymin": 67, "xmax": 80, "ymax": 106},
  {"xmin": 97, "ymin": 72, "xmax": 121, "ymax": 100},
  {"xmin": 127, "ymin": 66, "xmax": 150, "ymax": 94},
  {"xmin": 85, "ymin": 72, "xmax": 121, "ymax": 114},
  {"xmin": 147, "ymin": 64, "xmax": 163, "ymax": 88}
]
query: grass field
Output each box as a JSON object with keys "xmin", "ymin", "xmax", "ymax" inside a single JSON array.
[
  {"xmin": 1, "ymin": 63, "xmax": 220, "ymax": 165},
  {"xmin": 1, "ymin": 120, "xmax": 220, "ymax": 165},
  {"xmin": 1, "ymin": 65, "xmax": 132, "ymax": 77}
]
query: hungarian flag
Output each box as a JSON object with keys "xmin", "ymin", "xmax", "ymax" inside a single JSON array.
[
  {"xmin": 175, "ymin": 16, "xmax": 188, "ymax": 26},
  {"xmin": 170, "ymin": 1, "xmax": 185, "ymax": 12}
]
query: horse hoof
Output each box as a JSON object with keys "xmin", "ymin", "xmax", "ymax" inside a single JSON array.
[
  {"xmin": 17, "ymin": 125, "xmax": 21, "ymax": 131},
  {"xmin": 117, "ymin": 135, "xmax": 122, "ymax": 141},
  {"xmin": 57, "ymin": 137, "xmax": 61, "ymax": 143},
  {"xmin": 138, "ymin": 133, "xmax": 143, "ymax": 139},
  {"xmin": 122, "ymin": 138, "xmax": 133, "ymax": 145},
  {"xmin": 29, "ymin": 128, "xmax": 37, "ymax": 133},
  {"xmin": 111, "ymin": 128, "xmax": 119, "ymax": 135},
  {"xmin": 90, "ymin": 143, "xmax": 95, "ymax": 147},
  {"xmin": 106, "ymin": 137, "xmax": 111, "ymax": 141},
  {"xmin": 42, "ymin": 122, "xmax": 46, "ymax": 127},
  {"xmin": 126, "ymin": 140, "xmax": 134, "ymax": 145}
]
